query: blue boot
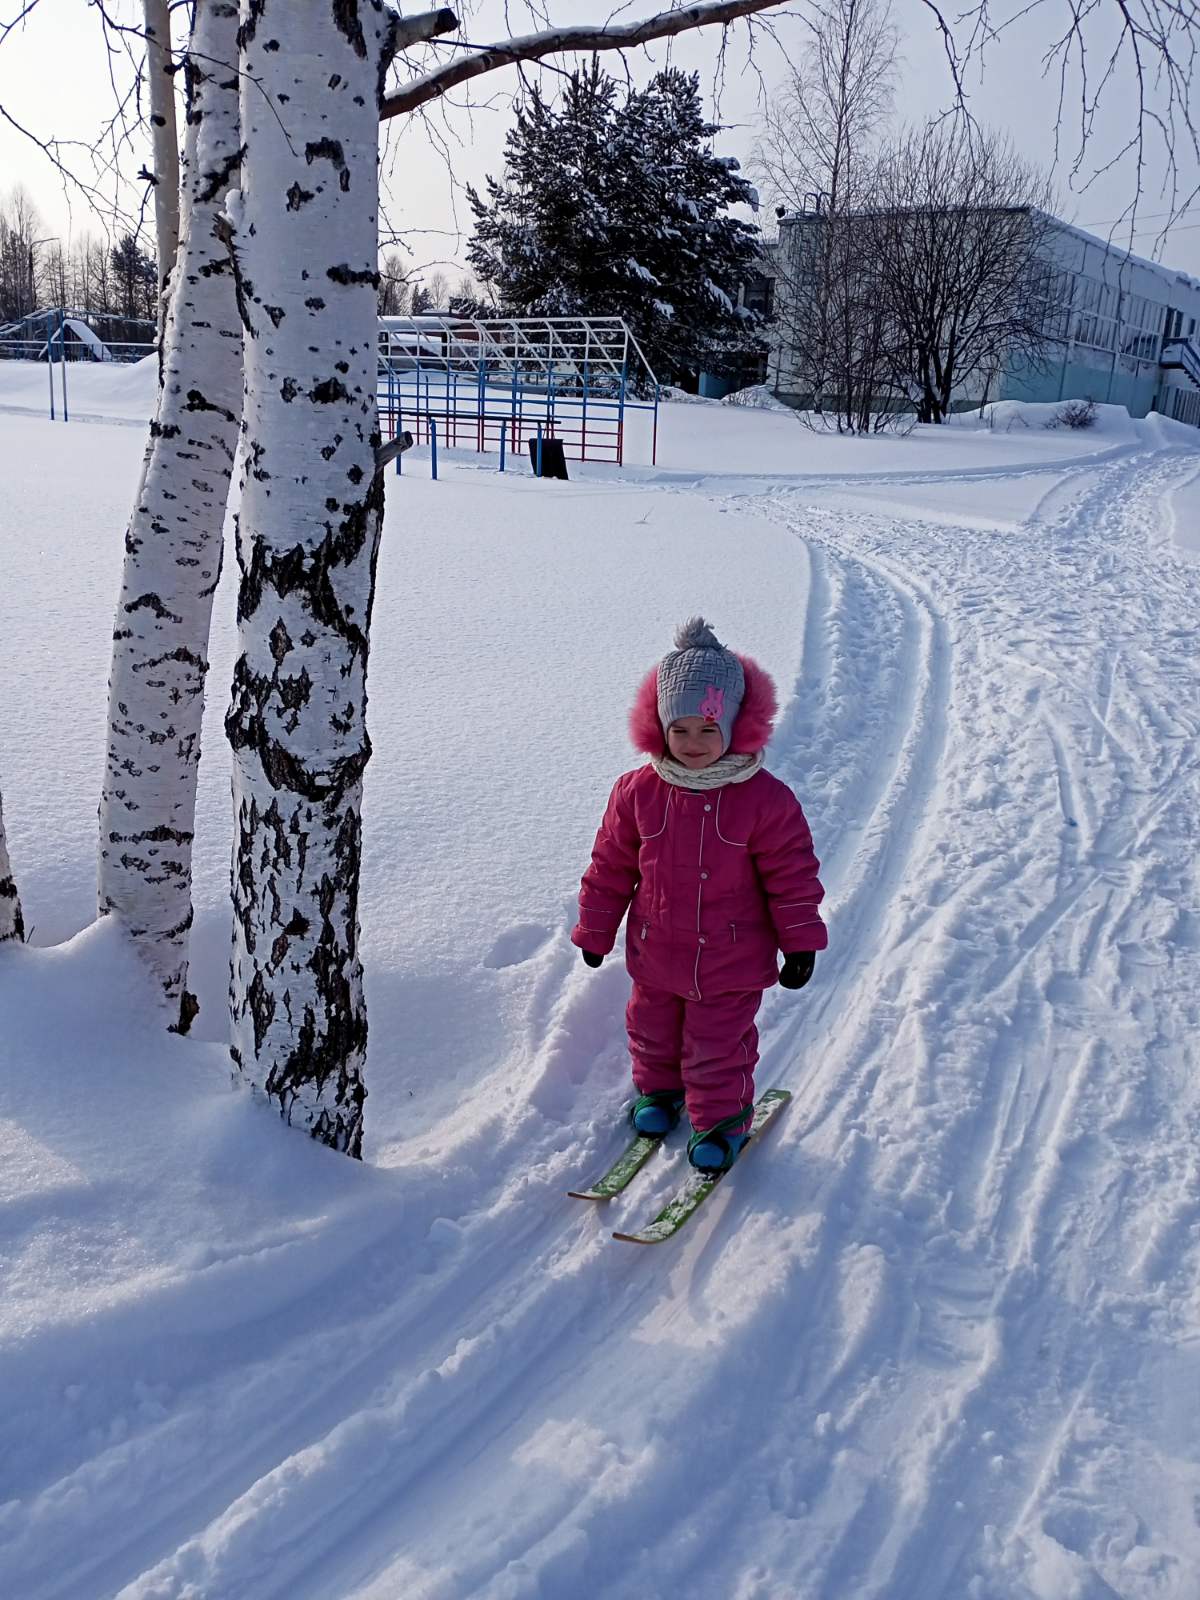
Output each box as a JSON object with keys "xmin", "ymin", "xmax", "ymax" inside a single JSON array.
[
  {"xmin": 630, "ymin": 1091, "xmax": 685, "ymax": 1137},
  {"xmin": 687, "ymin": 1109, "xmax": 752, "ymax": 1173}
]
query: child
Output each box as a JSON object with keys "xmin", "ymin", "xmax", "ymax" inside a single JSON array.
[{"xmin": 572, "ymin": 618, "xmax": 827, "ymax": 1173}]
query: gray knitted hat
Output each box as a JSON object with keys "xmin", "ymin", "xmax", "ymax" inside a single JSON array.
[{"xmin": 657, "ymin": 617, "xmax": 746, "ymax": 753}]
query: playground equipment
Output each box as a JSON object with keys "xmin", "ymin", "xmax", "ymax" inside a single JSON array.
[
  {"xmin": 0, "ymin": 308, "xmax": 156, "ymax": 423},
  {"xmin": 378, "ymin": 314, "xmax": 660, "ymax": 467}
]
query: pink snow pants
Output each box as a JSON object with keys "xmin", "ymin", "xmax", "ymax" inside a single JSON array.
[{"xmin": 626, "ymin": 982, "xmax": 762, "ymax": 1134}]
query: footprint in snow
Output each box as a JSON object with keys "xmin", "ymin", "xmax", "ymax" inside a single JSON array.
[{"xmin": 483, "ymin": 923, "xmax": 552, "ymax": 970}]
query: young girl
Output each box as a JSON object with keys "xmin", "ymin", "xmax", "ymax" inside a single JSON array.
[{"xmin": 573, "ymin": 618, "xmax": 827, "ymax": 1173}]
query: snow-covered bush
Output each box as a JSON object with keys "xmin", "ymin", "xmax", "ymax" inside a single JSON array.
[
  {"xmin": 721, "ymin": 384, "xmax": 793, "ymax": 412},
  {"xmin": 1045, "ymin": 397, "xmax": 1098, "ymax": 430}
]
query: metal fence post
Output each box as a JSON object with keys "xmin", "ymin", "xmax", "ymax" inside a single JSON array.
[
  {"xmin": 60, "ymin": 308, "xmax": 69, "ymax": 422},
  {"xmin": 535, "ymin": 422, "xmax": 543, "ymax": 478},
  {"xmin": 499, "ymin": 420, "xmax": 506, "ymax": 472},
  {"xmin": 430, "ymin": 416, "xmax": 438, "ymax": 480}
]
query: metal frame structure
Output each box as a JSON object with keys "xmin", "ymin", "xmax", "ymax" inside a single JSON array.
[
  {"xmin": 378, "ymin": 314, "xmax": 661, "ymax": 466},
  {"xmin": 0, "ymin": 307, "xmax": 155, "ymax": 364}
]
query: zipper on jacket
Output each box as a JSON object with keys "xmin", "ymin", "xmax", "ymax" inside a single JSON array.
[
  {"xmin": 730, "ymin": 922, "xmax": 737, "ymax": 943},
  {"xmin": 641, "ymin": 922, "xmax": 648, "ymax": 941}
]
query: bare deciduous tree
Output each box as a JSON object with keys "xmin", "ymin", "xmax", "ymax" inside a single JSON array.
[
  {"xmin": 870, "ymin": 126, "xmax": 1058, "ymax": 422},
  {"xmin": 425, "ymin": 268, "xmax": 450, "ymax": 310},
  {"xmin": 753, "ymin": 0, "xmax": 897, "ymax": 217},
  {"xmin": 757, "ymin": 0, "xmax": 904, "ymax": 430},
  {"xmin": 378, "ymin": 249, "xmax": 410, "ymax": 316},
  {"xmin": 0, "ymin": 186, "xmax": 43, "ymax": 322}
]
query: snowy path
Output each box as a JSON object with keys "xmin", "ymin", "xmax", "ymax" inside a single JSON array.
[
  {"xmin": 743, "ymin": 445, "xmax": 1200, "ymax": 1598},
  {"xmin": 3, "ymin": 409, "xmax": 1200, "ymax": 1599}
]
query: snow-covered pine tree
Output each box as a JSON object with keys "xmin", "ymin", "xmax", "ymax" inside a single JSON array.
[
  {"xmin": 223, "ymin": 0, "xmax": 398, "ymax": 1156},
  {"xmin": 615, "ymin": 69, "xmax": 761, "ymax": 384},
  {"xmin": 467, "ymin": 65, "xmax": 760, "ymax": 383},
  {"xmin": 110, "ymin": 234, "xmax": 160, "ymax": 324},
  {"xmin": 98, "ymin": 0, "xmax": 242, "ymax": 1030},
  {"xmin": 467, "ymin": 62, "xmax": 619, "ymax": 319},
  {"xmin": 0, "ymin": 786, "xmax": 23, "ymax": 944}
]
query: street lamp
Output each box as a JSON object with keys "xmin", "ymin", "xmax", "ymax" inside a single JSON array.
[{"xmin": 30, "ymin": 237, "xmax": 63, "ymax": 421}]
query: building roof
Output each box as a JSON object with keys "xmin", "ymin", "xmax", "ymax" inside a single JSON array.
[{"xmin": 770, "ymin": 205, "xmax": 1200, "ymax": 300}]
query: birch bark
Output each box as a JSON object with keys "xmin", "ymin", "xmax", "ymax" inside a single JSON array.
[
  {"xmin": 98, "ymin": 0, "xmax": 242, "ymax": 1030},
  {"xmin": 224, "ymin": 0, "xmax": 396, "ymax": 1154},
  {"xmin": 0, "ymin": 788, "xmax": 24, "ymax": 944},
  {"xmin": 143, "ymin": 0, "xmax": 181, "ymax": 329}
]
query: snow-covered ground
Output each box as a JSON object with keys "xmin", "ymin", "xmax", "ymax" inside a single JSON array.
[
  {"xmin": 2, "ymin": 368, "xmax": 1200, "ymax": 1600},
  {"xmin": 1, "ymin": 354, "xmax": 1148, "ymax": 477}
]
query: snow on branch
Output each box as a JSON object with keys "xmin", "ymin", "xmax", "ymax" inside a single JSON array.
[
  {"xmin": 380, "ymin": 0, "xmax": 789, "ymax": 121},
  {"xmin": 393, "ymin": 7, "xmax": 460, "ymax": 50}
]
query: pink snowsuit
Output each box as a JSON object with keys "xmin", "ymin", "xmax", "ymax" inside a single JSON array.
[{"xmin": 572, "ymin": 654, "xmax": 827, "ymax": 1133}]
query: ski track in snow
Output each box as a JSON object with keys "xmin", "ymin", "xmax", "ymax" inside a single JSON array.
[{"xmin": 4, "ymin": 422, "xmax": 1200, "ymax": 1599}]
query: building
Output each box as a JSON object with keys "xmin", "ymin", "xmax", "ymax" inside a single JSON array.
[
  {"xmin": 695, "ymin": 270, "xmax": 775, "ymax": 398},
  {"xmin": 765, "ymin": 209, "xmax": 1200, "ymax": 426}
]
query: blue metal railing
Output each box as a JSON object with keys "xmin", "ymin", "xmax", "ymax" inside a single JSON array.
[{"xmin": 375, "ymin": 316, "xmax": 660, "ymax": 466}]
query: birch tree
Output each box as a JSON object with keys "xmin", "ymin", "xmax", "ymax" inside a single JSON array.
[
  {"xmin": 98, "ymin": 0, "xmax": 242, "ymax": 1031},
  {"xmin": 143, "ymin": 0, "xmax": 181, "ymax": 328},
  {"xmin": 220, "ymin": 0, "xmax": 410, "ymax": 1153},
  {"xmin": 0, "ymin": 788, "xmax": 24, "ymax": 944},
  {"xmin": 752, "ymin": 0, "xmax": 896, "ymax": 218},
  {"xmin": 754, "ymin": 0, "xmax": 902, "ymax": 428}
]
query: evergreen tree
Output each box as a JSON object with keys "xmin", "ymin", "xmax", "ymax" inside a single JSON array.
[
  {"xmin": 109, "ymin": 234, "xmax": 158, "ymax": 322},
  {"xmin": 468, "ymin": 64, "xmax": 760, "ymax": 382}
]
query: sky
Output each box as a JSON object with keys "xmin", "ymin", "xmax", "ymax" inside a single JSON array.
[{"xmin": 1, "ymin": 0, "xmax": 1198, "ymax": 282}]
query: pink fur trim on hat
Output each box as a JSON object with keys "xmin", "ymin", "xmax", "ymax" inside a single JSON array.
[{"xmin": 629, "ymin": 654, "xmax": 778, "ymax": 756}]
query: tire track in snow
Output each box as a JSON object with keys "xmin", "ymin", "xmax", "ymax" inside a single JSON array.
[
  {"xmin": 760, "ymin": 442, "xmax": 1200, "ymax": 1600},
  {"xmin": 563, "ymin": 441, "xmax": 1200, "ymax": 1600},
  {"xmin": 754, "ymin": 502, "xmax": 954, "ymax": 1145}
]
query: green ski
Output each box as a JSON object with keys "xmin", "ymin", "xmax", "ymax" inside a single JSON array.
[
  {"xmin": 568, "ymin": 1129, "xmax": 664, "ymax": 1201},
  {"xmin": 612, "ymin": 1089, "xmax": 791, "ymax": 1244}
]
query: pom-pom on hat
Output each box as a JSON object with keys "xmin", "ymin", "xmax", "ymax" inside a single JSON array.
[{"xmin": 656, "ymin": 617, "xmax": 746, "ymax": 754}]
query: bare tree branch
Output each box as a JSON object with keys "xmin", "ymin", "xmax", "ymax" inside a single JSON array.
[{"xmin": 381, "ymin": 0, "xmax": 791, "ymax": 120}]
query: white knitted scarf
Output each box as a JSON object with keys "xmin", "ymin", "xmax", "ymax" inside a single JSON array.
[{"xmin": 649, "ymin": 750, "xmax": 765, "ymax": 790}]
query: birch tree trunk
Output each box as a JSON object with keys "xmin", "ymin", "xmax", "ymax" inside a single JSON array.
[
  {"xmin": 0, "ymin": 788, "xmax": 24, "ymax": 944},
  {"xmin": 224, "ymin": 0, "xmax": 396, "ymax": 1155},
  {"xmin": 98, "ymin": 0, "xmax": 242, "ymax": 1030},
  {"xmin": 144, "ymin": 0, "xmax": 181, "ymax": 334}
]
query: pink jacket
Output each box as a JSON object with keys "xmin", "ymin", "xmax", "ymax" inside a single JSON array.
[{"xmin": 571, "ymin": 654, "xmax": 827, "ymax": 999}]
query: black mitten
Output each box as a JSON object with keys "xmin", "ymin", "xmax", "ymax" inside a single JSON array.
[
  {"xmin": 779, "ymin": 950, "xmax": 815, "ymax": 990},
  {"xmin": 581, "ymin": 949, "xmax": 603, "ymax": 969}
]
